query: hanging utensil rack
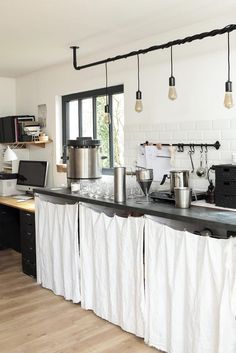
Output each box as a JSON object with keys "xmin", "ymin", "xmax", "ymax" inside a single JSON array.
[{"xmin": 140, "ymin": 140, "xmax": 220, "ymax": 152}]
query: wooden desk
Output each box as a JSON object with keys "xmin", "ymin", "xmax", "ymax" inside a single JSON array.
[
  {"xmin": 0, "ymin": 196, "xmax": 36, "ymax": 277},
  {"xmin": 0, "ymin": 196, "xmax": 35, "ymax": 213}
]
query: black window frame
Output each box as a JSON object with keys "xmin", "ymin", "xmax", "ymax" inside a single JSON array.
[{"xmin": 62, "ymin": 84, "xmax": 124, "ymax": 172}]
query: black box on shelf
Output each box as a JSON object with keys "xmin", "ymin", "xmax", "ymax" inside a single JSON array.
[
  {"xmin": 214, "ymin": 164, "xmax": 236, "ymax": 208},
  {"xmin": 0, "ymin": 115, "xmax": 35, "ymax": 143}
]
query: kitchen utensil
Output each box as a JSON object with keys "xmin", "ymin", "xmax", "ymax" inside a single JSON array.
[
  {"xmin": 174, "ymin": 187, "xmax": 191, "ymax": 208},
  {"xmin": 114, "ymin": 167, "xmax": 126, "ymax": 203},
  {"xmin": 160, "ymin": 170, "xmax": 190, "ymax": 193},
  {"xmin": 188, "ymin": 147, "xmax": 195, "ymax": 173},
  {"xmin": 136, "ymin": 168, "xmax": 153, "ymax": 199},
  {"xmin": 196, "ymin": 149, "xmax": 206, "ymax": 177},
  {"xmin": 204, "ymin": 146, "xmax": 209, "ymax": 178}
]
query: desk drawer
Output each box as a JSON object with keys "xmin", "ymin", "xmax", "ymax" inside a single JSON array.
[
  {"xmin": 20, "ymin": 211, "xmax": 35, "ymax": 227},
  {"xmin": 21, "ymin": 246, "xmax": 36, "ymax": 264},
  {"xmin": 21, "ymin": 230, "xmax": 35, "ymax": 249},
  {"xmin": 20, "ymin": 210, "xmax": 36, "ymax": 277},
  {"xmin": 22, "ymin": 258, "xmax": 36, "ymax": 278},
  {"xmin": 21, "ymin": 222, "xmax": 35, "ymax": 236}
]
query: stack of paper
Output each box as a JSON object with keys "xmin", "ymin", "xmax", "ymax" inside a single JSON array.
[{"xmin": 137, "ymin": 145, "xmax": 172, "ymax": 181}]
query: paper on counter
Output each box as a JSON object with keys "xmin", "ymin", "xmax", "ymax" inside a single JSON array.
[
  {"xmin": 136, "ymin": 145, "xmax": 146, "ymax": 168},
  {"xmin": 144, "ymin": 145, "xmax": 172, "ymax": 182}
]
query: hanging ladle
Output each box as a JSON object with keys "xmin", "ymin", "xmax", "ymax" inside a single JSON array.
[
  {"xmin": 196, "ymin": 146, "xmax": 206, "ymax": 177},
  {"xmin": 188, "ymin": 145, "xmax": 195, "ymax": 173}
]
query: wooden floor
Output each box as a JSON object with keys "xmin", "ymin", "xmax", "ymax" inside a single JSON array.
[{"xmin": 0, "ymin": 250, "xmax": 159, "ymax": 353}]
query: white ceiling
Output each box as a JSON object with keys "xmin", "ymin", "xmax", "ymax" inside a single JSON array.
[{"xmin": 1, "ymin": 0, "xmax": 236, "ymax": 77}]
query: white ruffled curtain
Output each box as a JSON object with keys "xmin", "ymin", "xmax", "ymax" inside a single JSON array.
[
  {"xmin": 35, "ymin": 197, "xmax": 81, "ymax": 303},
  {"xmin": 144, "ymin": 216, "xmax": 236, "ymax": 353},
  {"xmin": 79, "ymin": 203, "xmax": 145, "ymax": 337}
]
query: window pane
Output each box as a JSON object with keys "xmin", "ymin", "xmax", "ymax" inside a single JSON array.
[
  {"xmin": 96, "ymin": 95, "xmax": 110, "ymax": 168},
  {"xmin": 113, "ymin": 93, "xmax": 124, "ymax": 166},
  {"xmin": 82, "ymin": 98, "xmax": 93, "ymax": 137},
  {"xmin": 68, "ymin": 100, "xmax": 79, "ymax": 139}
]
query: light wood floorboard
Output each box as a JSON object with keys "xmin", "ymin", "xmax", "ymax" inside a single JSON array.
[{"xmin": 0, "ymin": 250, "xmax": 160, "ymax": 353}]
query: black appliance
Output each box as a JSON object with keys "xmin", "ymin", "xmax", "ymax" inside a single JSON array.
[
  {"xmin": 214, "ymin": 164, "xmax": 236, "ymax": 208},
  {"xmin": 0, "ymin": 172, "xmax": 18, "ymax": 180},
  {"xmin": 0, "ymin": 115, "xmax": 35, "ymax": 143},
  {"xmin": 150, "ymin": 190, "xmax": 206, "ymax": 202}
]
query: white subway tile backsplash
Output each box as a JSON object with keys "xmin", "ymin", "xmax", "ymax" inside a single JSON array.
[
  {"xmin": 146, "ymin": 132, "xmax": 160, "ymax": 141},
  {"xmin": 221, "ymin": 130, "xmax": 236, "ymax": 139},
  {"xmin": 179, "ymin": 121, "xmax": 196, "ymax": 131},
  {"xmin": 195, "ymin": 120, "xmax": 213, "ymax": 130},
  {"xmin": 213, "ymin": 119, "xmax": 231, "ymax": 130},
  {"xmin": 124, "ymin": 118, "xmax": 233, "ymax": 178},
  {"xmin": 220, "ymin": 151, "xmax": 233, "ymax": 162},
  {"xmin": 218, "ymin": 141, "xmax": 230, "ymax": 151},
  {"xmin": 154, "ymin": 123, "xmax": 166, "ymax": 131},
  {"xmin": 201, "ymin": 130, "xmax": 221, "ymax": 140},
  {"xmin": 186, "ymin": 130, "xmax": 203, "ymax": 140},
  {"xmin": 172, "ymin": 131, "xmax": 188, "ymax": 140},
  {"xmin": 164, "ymin": 122, "xmax": 180, "ymax": 131},
  {"xmin": 230, "ymin": 119, "xmax": 236, "ymax": 129},
  {"xmin": 206, "ymin": 150, "xmax": 221, "ymax": 160},
  {"xmin": 230, "ymin": 141, "xmax": 236, "ymax": 151},
  {"xmin": 159, "ymin": 131, "xmax": 173, "ymax": 141},
  {"xmin": 144, "ymin": 124, "xmax": 156, "ymax": 132}
]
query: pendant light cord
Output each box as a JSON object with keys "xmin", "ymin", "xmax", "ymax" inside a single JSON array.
[
  {"xmin": 227, "ymin": 31, "xmax": 231, "ymax": 81},
  {"xmin": 137, "ymin": 54, "xmax": 140, "ymax": 91},
  {"xmin": 105, "ymin": 62, "xmax": 108, "ymax": 105},
  {"xmin": 170, "ymin": 46, "xmax": 173, "ymax": 77}
]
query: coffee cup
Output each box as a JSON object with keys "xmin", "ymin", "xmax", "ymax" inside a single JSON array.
[
  {"xmin": 71, "ymin": 182, "xmax": 80, "ymax": 193},
  {"xmin": 174, "ymin": 187, "xmax": 191, "ymax": 208}
]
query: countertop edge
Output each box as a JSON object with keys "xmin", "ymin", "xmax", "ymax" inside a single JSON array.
[{"xmin": 34, "ymin": 187, "xmax": 236, "ymax": 231}]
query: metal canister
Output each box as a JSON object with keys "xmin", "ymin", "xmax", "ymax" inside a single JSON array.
[
  {"xmin": 169, "ymin": 170, "xmax": 189, "ymax": 193},
  {"xmin": 66, "ymin": 137, "xmax": 101, "ymax": 183},
  {"xmin": 114, "ymin": 167, "xmax": 126, "ymax": 203}
]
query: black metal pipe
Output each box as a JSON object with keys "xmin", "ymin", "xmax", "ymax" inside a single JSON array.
[
  {"xmin": 71, "ymin": 24, "xmax": 236, "ymax": 71},
  {"xmin": 140, "ymin": 141, "xmax": 221, "ymax": 151}
]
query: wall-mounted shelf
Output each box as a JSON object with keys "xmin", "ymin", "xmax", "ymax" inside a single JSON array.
[{"xmin": 1, "ymin": 139, "xmax": 52, "ymax": 149}]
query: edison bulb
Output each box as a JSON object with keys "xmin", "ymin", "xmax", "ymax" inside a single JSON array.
[
  {"xmin": 168, "ymin": 76, "xmax": 177, "ymax": 101},
  {"xmin": 224, "ymin": 81, "xmax": 233, "ymax": 109},
  {"xmin": 104, "ymin": 104, "xmax": 111, "ymax": 124},
  {"xmin": 104, "ymin": 112, "xmax": 111, "ymax": 124},
  {"xmin": 224, "ymin": 92, "xmax": 233, "ymax": 109},
  {"xmin": 135, "ymin": 90, "xmax": 143, "ymax": 112},
  {"xmin": 135, "ymin": 99, "xmax": 143, "ymax": 112},
  {"xmin": 168, "ymin": 86, "xmax": 177, "ymax": 100}
]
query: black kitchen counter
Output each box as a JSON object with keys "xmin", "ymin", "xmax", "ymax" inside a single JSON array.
[{"xmin": 34, "ymin": 187, "xmax": 236, "ymax": 233}]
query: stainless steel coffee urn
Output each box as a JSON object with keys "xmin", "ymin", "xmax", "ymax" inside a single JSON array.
[{"xmin": 67, "ymin": 137, "xmax": 102, "ymax": 185}]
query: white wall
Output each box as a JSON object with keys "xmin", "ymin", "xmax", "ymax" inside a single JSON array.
[
  {"xmin": 15, "ymin": 16, "xmax": 236, "ymax": 188},
  {"xmin": 0, "ymin": 77, "xmax": 17, "ymax": 172},
  {"xmin": 0, "ymin": 77, "xmax": 16, "ymax": 116}
]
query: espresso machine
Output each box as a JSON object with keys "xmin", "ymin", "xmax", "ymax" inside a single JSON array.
[{"xmin": 149, "ymin": 170, "xmax": 206, "ymax": 202}]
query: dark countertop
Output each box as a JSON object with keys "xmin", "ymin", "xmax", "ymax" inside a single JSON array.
[{"xmin": 34, "ymin": 187, "xmax": 236, "ymax": 232}]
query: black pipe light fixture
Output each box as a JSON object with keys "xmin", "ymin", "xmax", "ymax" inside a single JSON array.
[
  {"xmin": 168, "ymin": 46, "xmax": 177, "ymax": 100},
  {"xmin": 135, "ymin": 54, "xmax": 143, "ymax": 112},
  {"xmin": 71, "ymin": 24, "xmax": 236, "ymax": 109},
  {"xmin": 224, "ymin": 31, "xmax": 233, "ymax": 109},
  {"xmin": 104, "ymin": 62, "xmax": 111, "ymax": 124}
]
